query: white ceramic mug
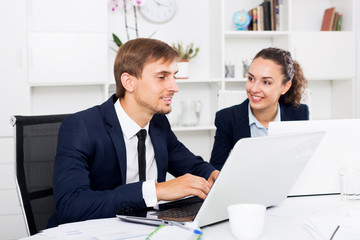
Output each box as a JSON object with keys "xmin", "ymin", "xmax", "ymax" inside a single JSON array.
[{"xmin": 227, "ymin": 203, "xmax": 266, "ymax": 240}]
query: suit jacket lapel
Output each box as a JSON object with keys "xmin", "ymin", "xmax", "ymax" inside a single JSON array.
[
  {"xmin": 102, "ymin": 95, "xmax": 127, "ymax": 184},
  {"xmin": 233, "ymin": 99, "xmax": 251, "ymax": 142}
]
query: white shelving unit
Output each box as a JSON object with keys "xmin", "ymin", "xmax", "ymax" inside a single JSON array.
[
  {"xmin": 28, "ymin": 0, "xmax": 109, "ymax": 115},
  {"xmin": 220, "ymin": 0, "xmax": 356, "ymax": 120}
]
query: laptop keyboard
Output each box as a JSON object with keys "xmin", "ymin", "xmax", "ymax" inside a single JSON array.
[{"xmin": 154, "ymin": 202, "xmax": 202, "ymax": 218}]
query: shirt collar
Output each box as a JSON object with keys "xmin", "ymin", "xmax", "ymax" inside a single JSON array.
[
  {"xmin": 114, "ymin": 99, "xmax": 149, "ymax": 140},
  {"xmin": 248, "ymin": 102, "xmax": 281, "ymax": 128}
]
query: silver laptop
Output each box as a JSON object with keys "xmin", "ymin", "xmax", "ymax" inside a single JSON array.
[{"xmin": 117, "ymin": 131, "xmax": 325, "ymax": 227}]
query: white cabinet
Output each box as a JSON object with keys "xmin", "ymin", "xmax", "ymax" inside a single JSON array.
[
  {"xmin": 291, "ymin": 32, "xmax": 355, "ymax": 119},
  {"xmin": 291, "ymin": 32, "xmax": 355, "ymax": 81},
  {"xmin": 28, "ymin": 0, "xmax": 108, "ymax": 114},
  {"xmin": 29, "ymin": 0, "xmax": 107, "ymax": 32},
  {"xmin": 31, "ymin": 85, "xmax": 106, "ymax": 114},
  {"xmin": 29, "ymin": 33, "xmax": 108, "ymax": 85},
  {"xmin": 220, "ymin": 0, "xmax": 356, "ymax": 119}
]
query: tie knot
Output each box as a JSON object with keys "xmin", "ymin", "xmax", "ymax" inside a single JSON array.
[{"xmin": 136, "ymin": 129, "xmax": 147, "ymax": 141}]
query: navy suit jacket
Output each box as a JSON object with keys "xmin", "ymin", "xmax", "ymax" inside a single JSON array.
[
  {"xmin": 209, "ymin": 99, "xmax": 309, "ymax": 170},
  {"xmin": 48, "ymin": 95, "xmax": 215, "ymax": 227}
]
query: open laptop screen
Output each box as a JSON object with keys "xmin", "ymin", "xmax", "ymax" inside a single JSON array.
[{"xmin": 117, "ymin": 131, "xmax": 325, "ymax": 227}]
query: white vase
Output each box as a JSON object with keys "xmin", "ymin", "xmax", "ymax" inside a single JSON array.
[{"xmin": 176, "ymin": 60, "xmax": 189, "ymax": 79}]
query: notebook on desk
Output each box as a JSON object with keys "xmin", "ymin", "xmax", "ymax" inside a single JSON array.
[{"xmin": 117, "ymin": 131, "xmax": 325, "ymax": 228}]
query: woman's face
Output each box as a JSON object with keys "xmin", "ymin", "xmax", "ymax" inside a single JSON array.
[{"xmin": 246, "ymin": 57, "xmax": 291, "ymax": 113}]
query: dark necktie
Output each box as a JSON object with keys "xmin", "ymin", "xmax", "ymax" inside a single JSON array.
[{"xmin": 136, "ymin": 129, "xmax": 147, "ymax": 181}]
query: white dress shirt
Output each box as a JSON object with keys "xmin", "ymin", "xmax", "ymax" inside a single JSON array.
[
  {"xmin": 248, "ymin": 103, "xmax": 281, "ymax": 137},
  {"xmin": 114, "ymin": 99, "xmax": 158, "ymax": 207}
]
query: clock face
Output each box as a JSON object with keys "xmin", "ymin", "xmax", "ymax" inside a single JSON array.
[{"xmin": 140, "ymin": 0, "xmax": 177, "ymax": 23}]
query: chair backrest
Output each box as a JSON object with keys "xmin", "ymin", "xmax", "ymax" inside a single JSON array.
[{"xmin": 11, "ymin": 114, "xmax": 69, "ymax": 235}]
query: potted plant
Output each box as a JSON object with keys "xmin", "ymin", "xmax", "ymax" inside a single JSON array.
[{"xmin": 172, "ymin": 42, "xmax": 200, "ymax": 79}]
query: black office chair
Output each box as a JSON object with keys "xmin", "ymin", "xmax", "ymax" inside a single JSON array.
[{"xmin": 11, "ymin": 114, "xmax": 69, "ymax": 235}]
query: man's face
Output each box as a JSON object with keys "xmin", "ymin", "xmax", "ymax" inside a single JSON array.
[{"xmin": 133, "ymin": 59, "xmax": 179, "ymax": 115}]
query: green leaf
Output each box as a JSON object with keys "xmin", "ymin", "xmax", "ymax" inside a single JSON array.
[
  {"xmin": 171, "ymin": 41, "xmax": 200, "ymax": 60},
  {"xmin": 112, "ymin": 33, "xmax": 123, "ymax": 47}
]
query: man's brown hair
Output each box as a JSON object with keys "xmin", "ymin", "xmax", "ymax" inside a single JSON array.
[{"xmin": 113, "ymin": 38, "xmax": 180, "ymax": 98}]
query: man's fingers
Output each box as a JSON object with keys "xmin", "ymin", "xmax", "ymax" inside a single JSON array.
[{"xmin": 156, "ymin": 174, "xmax": 213, "ymax": 201}]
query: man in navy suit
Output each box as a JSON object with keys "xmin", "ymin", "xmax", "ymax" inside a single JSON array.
[{"xmin": 48, "ymin": 38, "xmax": 219, "ymax": 227}]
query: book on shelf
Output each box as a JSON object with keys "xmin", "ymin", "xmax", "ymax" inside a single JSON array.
[
  {"xmin": 321, "ymin": 7, "xmax": 335, "ymax": 31},
  {"xmin": 275, "ymin": 0, "xmax": 280, "ymax": 30},
  {"xmin": 270, "ymin": 0, "xmax": 276, "ymax": 30},
  {"xmin": 257, "ymin": 5, "xmax": 264, "ymax": 31},
  {"xmin": 245, "ymin": 0, "xmax": 283, "ymax": 31},
  {"xmin": 336, "ymin": 13, "xmax": 342, "ymax": 31},
  {"xmin": 252, "ymin": 7, "xmax": 258, "ymax": 31},
  {"xmin": 331, "ymin": 12, "xmax": 338, "ymax": 31},
  {"xmin": 278, "ymin": 0, "xmax": 283, "ymax": 31},
  {"xmin": 321, "ymin": 7, "xmax": 342, "ymax": 31},
  {"xmin": 247, "ymin": 9, "xmax": 253, "ymax": 31},
  {"xmin": 333, "ymin": 11, "xmax": 342, "ymax": 31},
  {"xmin": 260, "ymin": 0, "xmax": 271, "ymax": 30}
]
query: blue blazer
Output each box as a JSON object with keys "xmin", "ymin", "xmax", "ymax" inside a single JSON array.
[
  {"xmin": 209, "ymin": 99, "xmax": 309, "ymax": 170},
  {"xmin": 48, "ymin": 95, "xmax": 215, "ymax": 227}
]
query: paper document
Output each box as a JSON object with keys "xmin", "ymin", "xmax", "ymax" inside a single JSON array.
[
  {"xmin": 266, "ymin": 195, "xmax": 341, "ymax": 220},
  {"xmin": 304, "ymin": 204, "xmax": 360, "ymax": 240},
  {"xmin": 40, "ymin": 217, "xmax": 156, "ymax": 240}
]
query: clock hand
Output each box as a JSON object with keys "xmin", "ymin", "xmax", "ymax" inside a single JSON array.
[{"xmin": 154, "ymin": 0, "xmax": 169, "ymax": 8}]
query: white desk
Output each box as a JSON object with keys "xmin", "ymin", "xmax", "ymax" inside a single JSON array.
[
  {"xmin": 202, "ymin": 216, "xmax": 312, "ymax": 240},
  {"xmin": 19, "ymin": 195, "xmax": 359, "ymax": 240},
  {"xmin": 20, "ymin": 216, "xmax": 311, "ymax": 240}
]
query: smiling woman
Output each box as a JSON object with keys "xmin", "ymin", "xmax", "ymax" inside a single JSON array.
[
  {"xmin": 246, "ymin": 57, "xmax": 292, "ymax": 124},
  {"xmin": 209, "ymin": 47, "xmax": 310, "ymax": 171}
]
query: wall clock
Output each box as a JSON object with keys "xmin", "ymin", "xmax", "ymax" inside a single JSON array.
[{"xmin": 140, "ymin": 0, "xmax": 177, "ymax": 23}]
